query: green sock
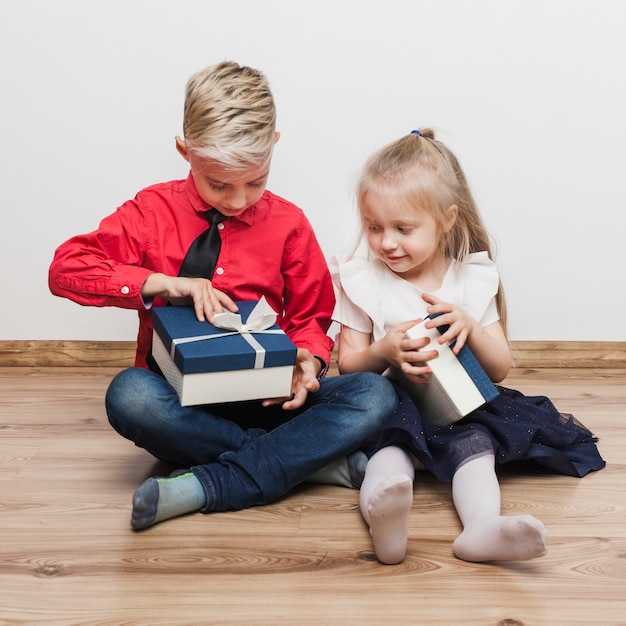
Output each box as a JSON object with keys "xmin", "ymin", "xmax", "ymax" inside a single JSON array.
[
  {"xmin": 306, "ymin": 451, "xmax": 368, "ymax": 489},
  {"xmin": 131, "ymin": 471, "xmax": 207, "ymax": 530}
]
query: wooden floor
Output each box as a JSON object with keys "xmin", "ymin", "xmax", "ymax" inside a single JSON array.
[{"xmin": 1, "ymin": 366, "xmax": 625, "ymax": 625}]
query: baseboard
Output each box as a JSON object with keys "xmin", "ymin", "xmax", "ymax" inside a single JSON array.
[
  {"xmin": 0, "ymin": 340, "xmax": 137, "ymax": 368},
  {"xmin": 509, "ymin": 341, "xmax": 626, "ymax": 369},
  {"xmin": 1, "ymin": 340, "xmax": 625, "ymax": 370}
]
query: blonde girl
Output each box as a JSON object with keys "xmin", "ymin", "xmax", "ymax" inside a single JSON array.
[{"xmin": 333, "ymin": 129, "xmax": 605, "ymax": 564}]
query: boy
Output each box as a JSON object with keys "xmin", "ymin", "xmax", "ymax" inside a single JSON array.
[{"xmin": 49, "ymin": 61, "xmax": 396, "ymax": 529}]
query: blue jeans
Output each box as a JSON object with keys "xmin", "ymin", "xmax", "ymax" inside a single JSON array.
[{"xmin": 105, "ymin": 368, "xmax": 397, "ymax": 512}]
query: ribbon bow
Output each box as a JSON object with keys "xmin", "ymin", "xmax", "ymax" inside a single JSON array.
[
  {"xmin": 171, "ymin": 297, "xmax": 283, "ymax": 369},
  {"xmin": 212, "ymin": 296, "xmax": 277, "ymax": 333}
]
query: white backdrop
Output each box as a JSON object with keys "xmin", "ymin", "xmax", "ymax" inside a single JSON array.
[{"xmin": 1, "ymin": 0, "xmax": 624, "ymax": 341}]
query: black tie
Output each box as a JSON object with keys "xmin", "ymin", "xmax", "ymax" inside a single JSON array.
[
  {"xmin": 178, "ymin": 209, "xmax": 226, "ymax": 279},
  {"xmin": 147, "ymin": 209, "xmax": 227, "ymax": 375}
]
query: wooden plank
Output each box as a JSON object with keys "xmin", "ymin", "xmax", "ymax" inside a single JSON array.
[
  {"xmin": 511, "ymin": 340, "xmax": 626, "ymax": 369},
  {"xmin": 0, "ymin": 340, "xmax": 136, "ymax": 368},
  {"xmin": 0, "ymin": 366, "xmax": 623, "ymax": 625},
  {"xmin": 1, "ymin": 339, "xmax": 625, "ymax": 369}
]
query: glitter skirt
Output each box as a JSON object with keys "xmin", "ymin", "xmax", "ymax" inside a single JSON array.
[{"xmin": 362, "ymin": 382, "xmax": 606, "ymax": 482}]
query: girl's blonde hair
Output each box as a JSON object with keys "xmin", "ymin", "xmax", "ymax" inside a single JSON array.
[
  {"xmin": 357, "ymin": 128, "xmax": 507, "ymax": 333},
  {"xmin": 182, "ymin": 61, "xmax": 277, "ymax": 169}
]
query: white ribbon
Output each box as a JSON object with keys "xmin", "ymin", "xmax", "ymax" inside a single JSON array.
[
  {"xmin": 211, "ymin": 296, "xmax": 278, "ymax": 334},
  {"xmin": 170, "ymin": 297, "xmax": 282, "ymax": 369}
]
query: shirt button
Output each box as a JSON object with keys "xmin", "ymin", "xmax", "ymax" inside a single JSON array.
[
  {"xmin": 217, "ymin": 222, "xmax": 225, "ymax": 230},
  {"xmin": 121, "ymin": 286, "xmax": 130, "ymax": 295},
  {"xmin": 215, "ymin": 267, "xmax": 224, "ymax": 275}
]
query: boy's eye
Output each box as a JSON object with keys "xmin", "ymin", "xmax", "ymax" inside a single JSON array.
[{"xmin": 207, "ymin": 180, "xmax": 265, "ymax": 191}]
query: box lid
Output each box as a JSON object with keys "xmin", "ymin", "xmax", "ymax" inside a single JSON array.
[{"xmin": 152, "ymin": 301, "xmax": 297, "ymax": 375}]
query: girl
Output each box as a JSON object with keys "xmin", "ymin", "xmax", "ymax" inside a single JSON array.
[{"xmin": 332, "ymin": 129, "xmax": 605, "ymax": 565}]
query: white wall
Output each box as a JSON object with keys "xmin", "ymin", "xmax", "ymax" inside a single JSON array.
[{"xmin": 1, "ymin": 0, "xmax": 624, "ymax": 342}]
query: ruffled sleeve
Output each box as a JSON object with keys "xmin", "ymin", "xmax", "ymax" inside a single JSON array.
[
  {"xmin": 330, "ymin": 255, "xmax": 381, "ymax": 335},
  {"xmin": 446, "ymin": 251, "xmax": 500, "ymax": 326}
]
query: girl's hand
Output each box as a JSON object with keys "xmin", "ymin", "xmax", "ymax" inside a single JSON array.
[
  {"xmin": 378, "ymin": 319, "xmax": 439, "ymax": 383},
  {"xmin": 421, "ymin": 292, "xmax": 478, "ymax": 354},
  {"xmin": 421, "ymin": 292, "xmax": 512, "ymax": 382},
  {"xmin": 339, "ymin": 293, "xmax": 511, "ymax": 385},
  {"xmin": 142, "ymin": 273, "xmax": 238, "ymax": 323},
  {"xmin": 337, "ymin": 320, "xmax": 438, "ymax": 383},
  {"xmin": 262, "ymin": 349, "xmax": 320, "ymax": 410}
]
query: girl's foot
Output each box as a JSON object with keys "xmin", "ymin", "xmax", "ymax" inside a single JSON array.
[
  {"xmin": 366, "ymin": 474, "xmax": 414, "ymax": 564},
  {"xmin": 453, "ymin": 514, "xmax": 547, "ymax": 562}
]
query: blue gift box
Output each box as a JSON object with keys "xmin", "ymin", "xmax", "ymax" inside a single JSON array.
[
  {"xmin": 151, "ymin": 300, "xmax": 297, "ymax": 406},
  {"xmin": 397, "ymin": 314, "xmax": 499, "ymax": 425}
]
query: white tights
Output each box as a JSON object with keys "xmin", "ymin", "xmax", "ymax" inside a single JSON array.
[{"xmin": 359, "ymin": 446, "xmax": 548, "ymax": 564}]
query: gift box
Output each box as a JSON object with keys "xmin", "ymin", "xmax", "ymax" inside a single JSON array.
[
  {"xmin": 395, "ymin": 314, "xmax": 499, "ymax": 425},
  {"xmin": 151, "ymin": 298, "xmax": 297, "ymax": 406}
]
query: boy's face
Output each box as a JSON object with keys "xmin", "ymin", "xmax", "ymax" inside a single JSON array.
[{"xmin": 177, "ymin": 137, "xmax": 270, "ymax": 217}]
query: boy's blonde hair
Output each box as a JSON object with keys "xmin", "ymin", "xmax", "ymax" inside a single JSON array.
[
  {"xmin": 357, "ymin": 128, "xmax": 507, "ymax": 333},
  {"xmin": 182, "ymin": 61, "xmax": 277, "ymax": 169}
]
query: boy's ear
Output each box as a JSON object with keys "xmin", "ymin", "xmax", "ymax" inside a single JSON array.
[
  {"xmin": 175, "ymin": 136, "xmax": 190, "ymax": 161},
  {"xmin": 443, "ymin": 204, "xmax": 458, "ymax": 232}
]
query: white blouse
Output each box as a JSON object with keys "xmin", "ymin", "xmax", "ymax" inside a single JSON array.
[{"xmin": 331, "ymin": 251, "xmax": 500, "ymax": 342}]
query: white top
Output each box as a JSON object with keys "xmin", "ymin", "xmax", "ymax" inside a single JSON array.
[{"xmin": 331, "ymin": 251, "xmax": 500, "ymax": 342}]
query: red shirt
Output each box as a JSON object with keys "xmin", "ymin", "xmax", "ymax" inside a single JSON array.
[{"xmin": 49, "ymin": 173, "xmax": 335, "ymax": 368}]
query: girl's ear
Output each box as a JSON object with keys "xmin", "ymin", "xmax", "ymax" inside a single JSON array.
[
  {"xmin": 274, "ymin": 131, "xmax": 281, "ymax": 144},
  {"xmin": 175, "ymin": 136, "xmax": 190, "ymax": 161},
  {"xmin": 443, "ymin": 204, "xmax": 458, "ymax": 232}
]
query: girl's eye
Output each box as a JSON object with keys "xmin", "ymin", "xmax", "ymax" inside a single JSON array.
[
  {"xmin": 398, "ymin": 226, "xmax": 413, "ymax": 234},
  {"xmin": 367, "ymin": 224, "xmax": 382, "ymax": 232}
]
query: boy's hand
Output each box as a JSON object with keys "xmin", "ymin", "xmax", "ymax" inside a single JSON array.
[
  {"xmin": 142, "ymin": 273, "xmax": 238, "ymax": 323},
  {"xmin": 262, "ymin": 349, "xmax": 320, "ymax": 411},
  {"xmin": 167, "ymin": 276, "xmax": 238, "ymax": 323}
]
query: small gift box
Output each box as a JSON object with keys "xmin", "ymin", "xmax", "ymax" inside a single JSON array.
[
  {"xmin": 151, "ymin": 297, "xmax": 297, "ymax": 406},
  {"xmin": 394, "ymin": 314, "xmax": 499, "ymax": 425}
]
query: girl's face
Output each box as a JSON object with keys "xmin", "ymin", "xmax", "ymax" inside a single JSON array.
[{"xmin": 362, "ymin": 192, "xmax": 455, "ymax": 284}]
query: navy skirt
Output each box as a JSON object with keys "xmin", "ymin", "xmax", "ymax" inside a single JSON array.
[{"xmin": 362, "ymin": 382, "xmax": 606, "ymax": 483}]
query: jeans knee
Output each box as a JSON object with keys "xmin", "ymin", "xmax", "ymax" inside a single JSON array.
[
  {"xmin": 356, "ymin": 372, "xmax": 398, "ymax": 415},
  {"xmin": 105, "ymin": 367, "xmax": 153, "ymax": 431},
  {"xmin": 340, "ymin": 372, "xmax": 397, "ymax": 430}
]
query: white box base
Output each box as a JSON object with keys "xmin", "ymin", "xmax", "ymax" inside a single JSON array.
[
  {"xmin": 400, "ymin": 320, "xmax": 489, "ymax": 424},
  {"xmin": 152, "ymin": 332, "xmax": 294, "ymax": 406}
]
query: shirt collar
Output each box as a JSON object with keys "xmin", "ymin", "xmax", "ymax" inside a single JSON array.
[{"xmin": 185, "ymin": 171, "xmax": 257, "ymax": 226}]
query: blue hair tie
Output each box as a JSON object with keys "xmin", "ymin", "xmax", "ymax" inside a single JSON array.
[{"xmin": 410, "ymin": 129, "xmax": 423, "ymax": 137}]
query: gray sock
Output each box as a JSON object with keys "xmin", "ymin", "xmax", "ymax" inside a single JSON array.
[
  {"xmin": 347, "ymin": 450, "xmax": 368, "ymax": 488},
  {"xmin": 131, "ymin": 471, "xmax": 206, "ymax": 530},
  {"xmin": 306, "ymin": 450, "xmax": 368, "ymax": 489}
]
